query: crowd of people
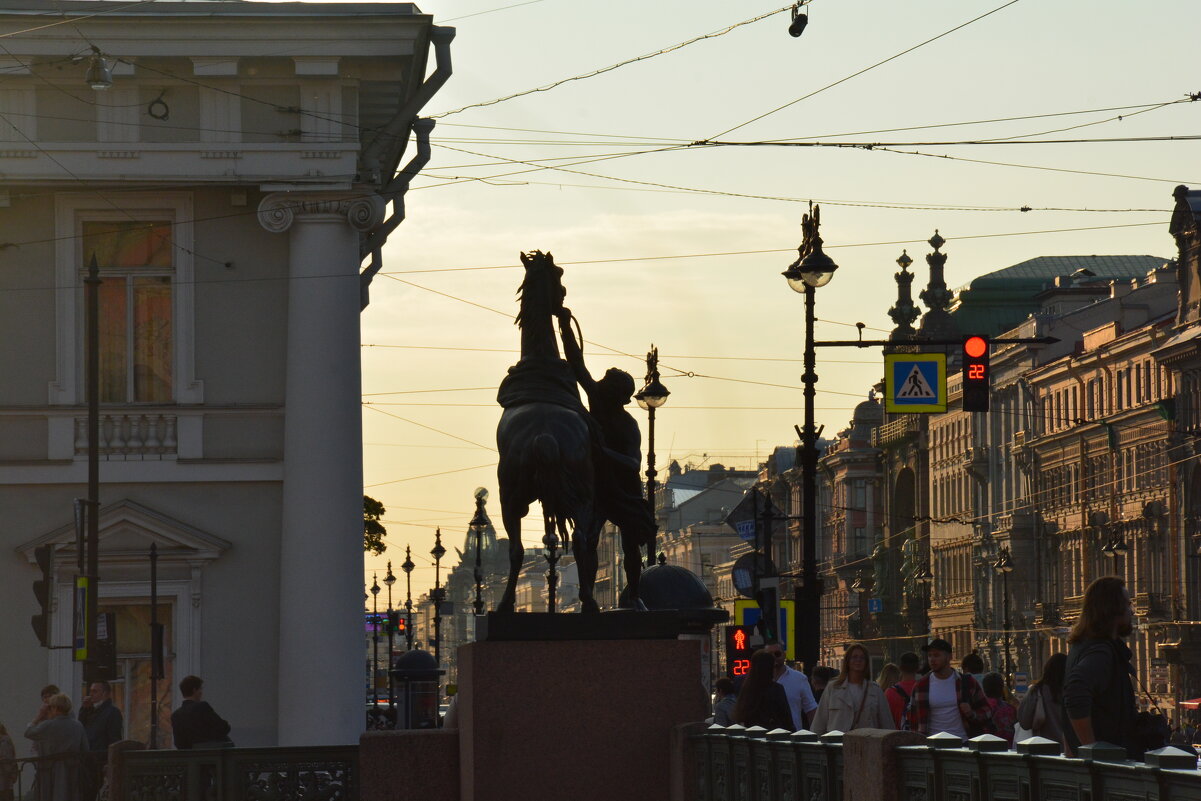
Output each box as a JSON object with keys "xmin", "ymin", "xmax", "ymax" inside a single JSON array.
[
  {"xmin": 0, "ymin": 675, "xmax": 231, "ymax": 801},
  {"xmin": 710, "ymin": 576, "xmax": 1185, "ymax": 759}
]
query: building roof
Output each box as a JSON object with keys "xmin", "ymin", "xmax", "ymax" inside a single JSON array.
[
  {"xmin": 961, "ymin": 255, "xmax": 1167, "ymax": 289},
  {"xmin": 0, "ymin": 1, "xmax": 424, "ymax": 16}
]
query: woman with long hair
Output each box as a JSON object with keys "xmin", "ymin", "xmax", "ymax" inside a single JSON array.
[
  {"xmin": 982, "ymin": 673, "xmax": 1017, "ymax": 746},
  {"xmin": 731, "ymin": 650, "xmax": 795, "ymax": 731},
  {"xmin": 811, "ymin": 643, "xmax": 894, "ymax": 734},
  {"xmin": 1062, "ymin": 576, "xmax": 1140, "ymax": 757},
  {"xmin": 1017, "ymin": 652, "xmax": 1067, "ymax": 748},
  {"xmin": 876, "ymin": 663, "xmax": 901, "ymax": 691}
]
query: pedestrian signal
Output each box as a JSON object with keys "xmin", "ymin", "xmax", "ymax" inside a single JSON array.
[
  {"xmin": 962, "ymin": 335, "xmax": 990, "ymax": 412},
  {"xmin": 723, "ymin": 624, "xmax": 758, "ymax": 679}
]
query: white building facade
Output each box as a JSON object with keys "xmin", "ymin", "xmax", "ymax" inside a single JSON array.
[{"xmin": 0, "ymin": 1, "xmax": 451, "ymax": 748}]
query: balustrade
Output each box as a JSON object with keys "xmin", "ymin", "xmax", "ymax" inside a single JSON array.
[
  {"xmin": 74, "ymin": 412, "xmax": 178, "ymax": 459},
  {"xmin": 688, "ymin": 727, "xmax": 1201, "ymax": 801}
]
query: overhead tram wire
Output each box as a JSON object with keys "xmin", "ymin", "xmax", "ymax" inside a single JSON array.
[
  {"xmin": 429, "ymin": 4, "xmax": 795, "ymax": 119},
  {"xmin": 364, "ymin": 404, "xmax": 498, "ymax": 453},
  {"xmin": 0, "ymin": 0, "xmax": 163, "ymax": 40},
  {"xmin": 435, "ymin": 0, "xmax": 548, "ymax": 24},
  {"xmin": 701, "ymin": 0, "xmax": 1026, "ymax": 142},
  {"xmin": 869, "ymin": 146, "xmax": 1201, "ymax": 185}
]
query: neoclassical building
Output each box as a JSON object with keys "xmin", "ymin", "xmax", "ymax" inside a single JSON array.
[{"xmin": 1, "ymin": 2, "xmax": 451, "ymax": 747}]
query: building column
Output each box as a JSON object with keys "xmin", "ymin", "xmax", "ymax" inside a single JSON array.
[{"xmin": 259, "ymin": 191, "xmax": 385, "ymax": 745}]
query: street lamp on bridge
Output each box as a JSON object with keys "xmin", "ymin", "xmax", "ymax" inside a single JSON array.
[
  {"xmin": 782, "ymin": 204, "xmax": 839, "ymax": 674},
  {"xmin": 635, "ymin": 346, "xmax": 670, "ymax": 567},
  {"xmin": 993, "ymin": 546, "xmax": 1014, "ymax": 688}
]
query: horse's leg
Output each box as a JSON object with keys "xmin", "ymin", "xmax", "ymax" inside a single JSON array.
[
  {"xmin": 621, "ymin": 532, "xmax": 648, "ymax": 611},
  {"xmin": 573, "ymin": 508, "xmax": 602, "ymax": 614},
  {"xmin": 496, "ymin": 499, "xmax": 526, "ymax": 613}
]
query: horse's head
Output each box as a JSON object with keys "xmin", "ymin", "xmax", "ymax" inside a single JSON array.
[{"xmin": 516, "ymin": 250, "xmax": 566, "ymax": 328}]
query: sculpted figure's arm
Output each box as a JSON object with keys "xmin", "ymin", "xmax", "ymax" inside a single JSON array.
[{"xmin": 557, "ymin": 308, "xmax": 596, "ymax": 394}]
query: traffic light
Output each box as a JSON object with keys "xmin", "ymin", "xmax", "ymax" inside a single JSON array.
[
  {"xmin": 723, "ymin": 625, "xmax": 757, "ymax": 679},
  {"xmin": 962, "ymin": 335, "xmax": 990, "ymax": 412},
  {"xmin": 84, "ymin": 612, "xmax": 117, "ymax": 684},
  {"xmin": 31, "ymin": 545, "xmax": 52, "ymax": 647},
  {"xmin": 386, "ymin": 611, "xmax": 400, "ymax": 635},
  {"xmin": 395, "ymin": 615, "xmax": 407, "ymax": 634}
]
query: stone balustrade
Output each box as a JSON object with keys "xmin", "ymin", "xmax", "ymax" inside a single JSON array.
[
  {"xmin": 686, "ymin": 725, "xmax": 1201, "ymax": 801},
  {"xmin": 74, "ymin": 413, "xmax": 177, "ymax": 459}
]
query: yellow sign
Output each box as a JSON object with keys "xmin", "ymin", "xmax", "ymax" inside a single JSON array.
[
  {"xmin": 884, "ymin": 353, "xmax": 947, "ymax": 413},
  {"xmin": 734, "ymin": 599, "xmax": 796, "ymax": 661}
]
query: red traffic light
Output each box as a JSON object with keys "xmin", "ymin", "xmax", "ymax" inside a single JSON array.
[{"xmin": 964, "ymin": 335, "xmax": 987, "ymax": 359}]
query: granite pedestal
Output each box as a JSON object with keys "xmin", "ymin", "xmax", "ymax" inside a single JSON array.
[{"xmin": 458, "ymin": 637, "xmax": 707, "ymax": 801}]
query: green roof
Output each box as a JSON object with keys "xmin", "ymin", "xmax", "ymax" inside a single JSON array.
[{"xmin": 962, "ymin": 255, "xmax": 1168, "ymax": 290}]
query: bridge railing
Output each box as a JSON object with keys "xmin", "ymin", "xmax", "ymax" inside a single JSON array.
[
  {"xmin": 687, "ymin": 725, "xmax": 1201, "ymax": 801},
  {"xmin": 112, "ymin": 744, "xmax": 358, "ymax": 801}
]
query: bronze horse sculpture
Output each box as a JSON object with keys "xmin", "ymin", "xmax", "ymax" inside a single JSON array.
[{"xmin": 495, "ymin": 251, "xmax": 647, "ymax": 613}]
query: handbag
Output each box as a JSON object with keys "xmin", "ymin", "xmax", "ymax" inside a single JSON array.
[
  {"xmin": 1013, "ymin": 688, "xmax": 1042, "ymax": 745},
  {"xmin": 1131, "ymin": 671, "xmax": 1169, "ymax": 754}
]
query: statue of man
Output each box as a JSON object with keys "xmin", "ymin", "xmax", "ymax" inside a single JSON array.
[{"xmin": 556, "ymin": 308, "xmax": 656, "ymax": 547}]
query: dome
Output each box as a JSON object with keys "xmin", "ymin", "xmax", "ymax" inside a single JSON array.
[
  {"xmin": 619, "ymin": 562, "xmax": 725, "ymax": 617},
  {"xmin": 852, "ymin": 395, "xmax": 882, "ymax": 425},
  {"xmin": 391, "ymin": 648, "xmax": 443, "ymax": 680}
]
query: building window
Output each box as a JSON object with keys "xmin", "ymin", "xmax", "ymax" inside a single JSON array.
[{"xmin": 83, "ymin": 221, "xmax": 174, "ymax": 403}]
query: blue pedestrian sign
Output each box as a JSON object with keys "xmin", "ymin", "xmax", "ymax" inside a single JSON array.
[
  {"xmin": 884, "ymin": 353, "xmax": 947, "ymax": 413},
  {"xmin": 867, "ymin": 598, "xmax": 883, "ymax": 613}
]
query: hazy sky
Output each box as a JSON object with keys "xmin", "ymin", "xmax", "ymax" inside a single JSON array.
[{"xmin": 358, "ymin": 0, "xmax": 1199, "ymax": 599}]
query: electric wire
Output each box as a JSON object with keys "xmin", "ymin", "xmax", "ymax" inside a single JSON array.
[
  {"xmin": 704, "ymin": 0, "xmax": 1025, "ymax": 141},
  {"xmin": 429, "ymin": 4, "xmax": 794, "ymax": 119}
]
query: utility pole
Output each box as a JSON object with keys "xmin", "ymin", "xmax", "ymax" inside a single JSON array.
[{"xmin": 85, "ymin": 253, "xmax": 101, "ymax": 673}]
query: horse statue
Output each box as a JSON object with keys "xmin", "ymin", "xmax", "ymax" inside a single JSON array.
[{"xmin": 496, "ymin": 251, "xmax": 608, "ymax": 613}]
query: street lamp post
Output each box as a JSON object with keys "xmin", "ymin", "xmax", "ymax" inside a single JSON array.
[
  {"xmin": 431, "ymin": 529, "xmax": 446, "ymax": 667},
  {"xmin": 993, "ymin": 546, "xmax": 1014, "ymax": 688},
  {"xmin": 470, "ymin": 488, "xmax": 490, "ymax": 615},
  {"xmin": 635, "ymin": 346, "xmax": 670, "ymax": 566},
  {"xmin": 401, "ymin": 546, "xmax": 415, "ymax": 651},
  {"xmin": 369, "ymin": 575, "xmax": 380, "ymax": 701},
  {"xmin": 383, "ymin": 562, "xmax": 396, "ymax": 712},
  {"xmin": 782, "ymin": 204, "xmax": 839, "ymax": 675}
]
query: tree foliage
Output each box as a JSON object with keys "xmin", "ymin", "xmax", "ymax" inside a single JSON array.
[{"xmin": 364, "ymin": 495, "xmax": 387, "ymax": 555}]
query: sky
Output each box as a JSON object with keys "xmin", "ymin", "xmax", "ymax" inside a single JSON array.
[{"xmin": 356, "ymin": 0, "xmax": 1201, "ymax": 600}]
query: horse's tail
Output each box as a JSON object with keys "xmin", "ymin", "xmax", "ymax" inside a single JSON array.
[
  {"xmin": 533, "ymin": 432, "xmax": 561, "ymax": 530},
  {"xmin": 532, "ymin": 432, "xmax": 577, "ymax": 537}
]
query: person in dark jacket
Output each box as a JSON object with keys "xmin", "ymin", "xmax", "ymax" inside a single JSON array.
[
  {"xmin": 78, "ymin": 681, "xmax": 122, "ymax": 799},
  {"xmin": 731, "ymin": 650, "xmax": 795, "ymax": 731},
  {"xmin": 1061, "ymin": 576, "xmax": 1138, "ymax": 757},
  {"xmin": 171, "ymin": 676, "xmax": 232, "ymax": 749}
]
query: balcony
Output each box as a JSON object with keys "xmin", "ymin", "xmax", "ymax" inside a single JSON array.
[
  {"xmin": 1135, "ymin": 592, "xmax": 1173, "ymax": 622},
  {"xmin": 75, "ymin": 413, "xmax": 178, "ymax": 460},
  {"xmin": 872, "ymin": 416, "xmax": 919, "ymax": 449}
]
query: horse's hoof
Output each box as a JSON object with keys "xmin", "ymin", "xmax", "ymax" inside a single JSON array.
[
  {"xmin": 632, "ymin": 598, "xmax": 648, "ymax": 612},
  {"xmin": 580, "ymin": 599, "xmax": 600, "ymax": 615},
  {"xmin": 496, "ymin": 601, "xmax": 515, "ymax": 614}
]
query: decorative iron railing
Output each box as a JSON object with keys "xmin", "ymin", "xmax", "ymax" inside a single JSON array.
[
  {"xmin": 116, "ymin": 745, "xmax": 358, "ymax": 801},
  {"xmin": 687, "ymin": 725, "xmax": 1201, "ymax": 801}
]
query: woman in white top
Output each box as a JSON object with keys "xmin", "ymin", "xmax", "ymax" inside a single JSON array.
[{"xmin": 810, "ymin": 643, "xmax": 895, "ymax": 734}]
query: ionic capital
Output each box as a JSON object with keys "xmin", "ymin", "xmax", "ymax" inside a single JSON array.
[{"xmin": 257, "ymin": 191, "xmax": 386, "ymax": 234}]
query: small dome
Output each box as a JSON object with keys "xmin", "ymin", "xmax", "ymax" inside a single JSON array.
[
  {"xmin": 853, "ymin": 394, "xmax": 882, "ymax": 425},
  {"xmin": 391, "ymin": 648, "xmax": 443, "ymax": 679},
  {"xmin": 619, "ymin": 563, "xmax": 715, "ymax": 611}
]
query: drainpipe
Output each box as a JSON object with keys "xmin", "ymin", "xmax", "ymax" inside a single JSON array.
[
  {"xmin": 360, "ymin": 26, "xmax": 454, "ymax": 186},
  {"xmin": 357, "ymin": 25, "xmax": 454, "ymax": 310},
  {"xmin": 360, "ymin": 118, "xmax": 433, "ymax": 309}
]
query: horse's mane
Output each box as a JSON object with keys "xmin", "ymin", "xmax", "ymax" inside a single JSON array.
[{"xmin": 515, "ymin": 250, "xmax": 562, "ymax": 329}]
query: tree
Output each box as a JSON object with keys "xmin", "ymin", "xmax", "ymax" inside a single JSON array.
[{"xmin": 364, "ymin": 495, "xmax": 387, "ymax": 555}]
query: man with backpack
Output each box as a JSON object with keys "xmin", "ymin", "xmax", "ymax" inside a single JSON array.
[
  {"xmin": 901, "ymin": 638, "xmax": 994, "ymax": 739},
  {"xmin": 886, "ymin": 651, "xmax": 921, "ymax": 728}
]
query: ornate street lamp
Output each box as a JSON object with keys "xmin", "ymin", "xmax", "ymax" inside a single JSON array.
[
  {"xmin": 431, "ymin": 530, "xmax": 446, "ymax": 668},
  {"xmin": 635, "ymin": 346, "xmax": 670, "ymax": 566},
  {"xmin": 401, "ymin": 546, "xmax": 415, "ymax": 651},
  {"xmin": 85, "ymin": 47, "xmax": 113, "ymax": 91},
  {"xmin": 782, "ymin": 203, "xmax": 839, "ymax": 674},
  {"xmin": 383, "ymin": 561, "xmax": 397, "ymax": 712},
  {"xmin": 993, "ymin": 547, "xmax": 1014, "ymax": 688},
  {"xmin": 469, "ymin": 487, "xmax": 490, "ymax": 615},
  {"xmin": 369, "ymin": 574, "xmax": 380, "ymax": 702}
]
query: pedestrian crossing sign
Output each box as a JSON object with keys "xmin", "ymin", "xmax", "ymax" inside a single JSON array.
[{"xmin": 884, "ymin": 353, "xmax": 947, "ymax": 413}]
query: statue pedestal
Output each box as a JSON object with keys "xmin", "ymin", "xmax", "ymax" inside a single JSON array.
[{"xmin": 458, "ymin": 638, "xmax": 706, "ymax": 801}]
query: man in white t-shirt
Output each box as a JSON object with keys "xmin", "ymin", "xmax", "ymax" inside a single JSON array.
[
  {"xmin": 901, "ymin": 638, "xmax": 993, "ymax": 739},
  {"xmin": 765, "ymin": 643, "xmax": 818, "ymax": 730}
]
